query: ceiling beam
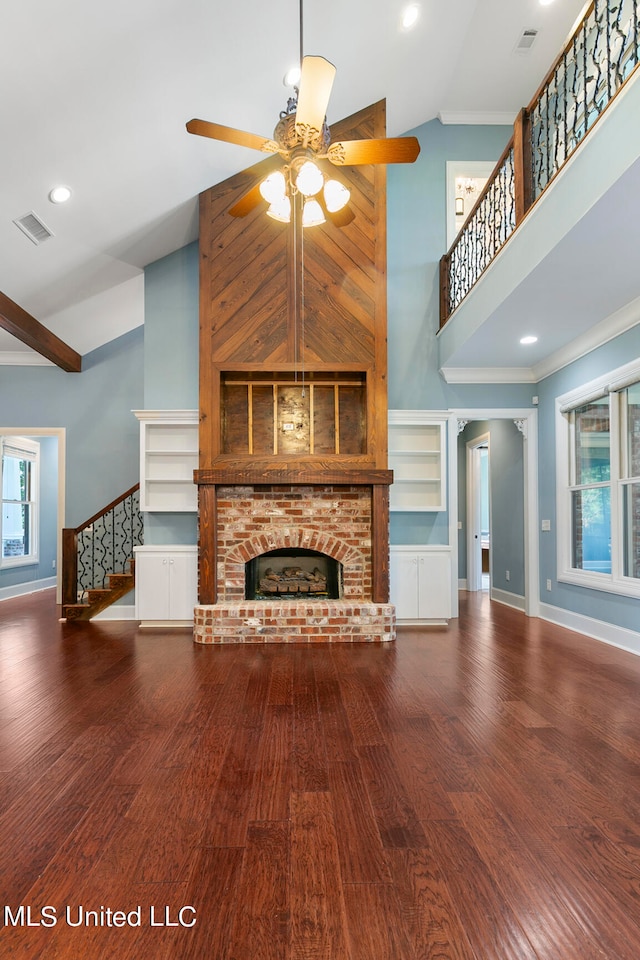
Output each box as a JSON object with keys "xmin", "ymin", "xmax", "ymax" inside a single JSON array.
[{"xmin": 0, "ymin": 291, "xmax": 81, "ymax": 372}]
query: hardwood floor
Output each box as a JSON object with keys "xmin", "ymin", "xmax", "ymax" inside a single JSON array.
[{"xmin": 1, "ymin": 588, "xmax": 640, "ymax": 958}]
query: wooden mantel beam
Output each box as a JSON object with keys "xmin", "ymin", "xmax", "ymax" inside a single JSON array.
[{"xmin": 0, "ymin": 290, "xmax": 82, "ymax": 372}]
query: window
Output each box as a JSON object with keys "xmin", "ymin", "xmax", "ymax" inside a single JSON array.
[
  {"xmin": 557, "ymin": 360, "xmax": 640, "ymax": 597},
  {"xmin": 1, "ymin": 437, "xmax": 39, "ymax": 567},
  {"xmin": 622, "ymin": 382, "xmax": 640, "ymax": 580},
  {"xmin": 571, "ymin": 397, "xmax": 611, "ymax": 574}
]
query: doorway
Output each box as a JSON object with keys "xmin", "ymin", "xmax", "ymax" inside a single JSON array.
[
  {"xmin": 448, "ymin": 408, "xmax": 539, "ymax": 620},
  {"xmin": 467, "ymin": 434, "xmax": 490, "ymax": 592}
]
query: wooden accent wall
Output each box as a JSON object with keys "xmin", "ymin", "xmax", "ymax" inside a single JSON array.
[{"xmin": 198, "ymin": 100, "xmax": 389, "ymax": 472}]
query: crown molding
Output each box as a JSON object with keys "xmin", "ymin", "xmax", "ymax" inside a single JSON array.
[
  {"xmin": 532, "ymin": 296, "xmax": 640, "ymax": 382},
  {"xmin": 0, "ymin": 351, "xmax": 54, "ymax": 366},
  {"xmin": 437, "ymin": 111, "xmax": 515, "ymax": 126},
  {"xmin": 440, "ymin": 366, "xmax": 536, "ymax": 384}
]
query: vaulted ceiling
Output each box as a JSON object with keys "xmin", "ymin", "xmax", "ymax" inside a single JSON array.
[{"xmin": 0, "ymin": 0, "xmax": 588, "ymax": 364}]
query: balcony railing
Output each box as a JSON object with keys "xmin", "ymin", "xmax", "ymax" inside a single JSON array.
[{"xmin": 440, "ymin": 0, "xmax": 640, "ymax": 328}]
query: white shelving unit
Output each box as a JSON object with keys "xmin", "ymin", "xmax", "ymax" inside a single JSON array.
[
  {"xmin": 134, "ymin": 545, "xmax": 198, "ymax": 625},
  {"xmin": 388, "ymin": 411, "xmax": 446, "ymax": 512},
  {"xmin": 390, "ymin": 546, "xmax": 452, "ymax": 623},
  {"xmin": 134, "ymin": 410, "xmax": 198, "ymax": 512}
]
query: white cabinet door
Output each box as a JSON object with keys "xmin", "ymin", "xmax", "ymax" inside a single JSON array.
[
  {"xmin": 417, "ymin": 553, "xmax": 451, "ymax": 620},
  {"xmin": 168, "ymin": 553, "xmax": 198, "ymax": 620},
  {"xmin": 390, "ymin": 552, "xmax": 420, "ymax": 620},
  {"xmin": 136, "ymin": 552, "xmax": 170, "ymax": 620},
  {"xmin": 135, "ymin": 546, "xmax": 197, "ymax": 622}
]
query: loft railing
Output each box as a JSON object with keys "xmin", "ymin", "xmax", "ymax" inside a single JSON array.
[
  {"xmin": 62, "ymin": 484, "xmax": 143, "ymax": 605},
  {"xmin": 440, "ymin": 0, "xmax": 640, "ymax": 328}
]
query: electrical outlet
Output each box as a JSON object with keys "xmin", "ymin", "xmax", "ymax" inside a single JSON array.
[
  {"xmin": 546, "ymin": 579, "xmax": 552, "ymax": 591},
  {"xmin": 52, "ymin": 559, "xmax": 56, "ymax": 569},
  {"xmin": 505, "ymin": 570, "xmax": 510, "ymax": 581}
]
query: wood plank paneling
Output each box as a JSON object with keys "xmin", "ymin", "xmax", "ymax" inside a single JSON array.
[{"xmin": 199, "ymin": 100, "xmax": 389, "ymax": 471}]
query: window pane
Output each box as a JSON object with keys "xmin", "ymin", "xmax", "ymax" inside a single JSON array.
[
  {"xmin": 572, "ymin": 486, "xmax": 611, "ymax": 573},
  {"xmin": 574, "ymin": 399, "xmax": 610, "ymax": 484},
  {"xmin": 2, "ymin": 502, "xmax": 29, "ymax": 558},
  {"xmin": 625, "ymin": 383, "xmax": 640, "ymax": 479},
  {"xmin": 623, "ymin": 482, "xmax": 640, "ymax": 579},
  {"xmin": 2, "ymin": 455, "xmax": 28, "ymax": 501}
]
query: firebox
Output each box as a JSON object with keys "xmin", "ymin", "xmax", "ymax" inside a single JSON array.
[{"xmin": 245, "ymin": 548, "xmax": 342, "ymax": 601}]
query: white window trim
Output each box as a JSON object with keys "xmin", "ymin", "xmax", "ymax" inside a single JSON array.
[
  {"xmin": 1, "ymin": 435, "xmax": 40, "ymax": 569},
  {"xmin": 556, "ymin": 356, "xmax": 640, "ymax": 599}
]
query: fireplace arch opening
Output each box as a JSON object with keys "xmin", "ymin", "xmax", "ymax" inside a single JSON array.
[{"xmin": 245, "ymin": 548, "xmax": 343, "ymax": 601}]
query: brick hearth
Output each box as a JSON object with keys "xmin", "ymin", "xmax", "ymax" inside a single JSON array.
[{"xmin": 193, "ymin": 601, "xmax": 395, "ymax": 643}]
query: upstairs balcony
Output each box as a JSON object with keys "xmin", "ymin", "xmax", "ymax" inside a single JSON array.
[{"xmin": 438, "ymin": 0, "xmax": 640, "ymax": 383}]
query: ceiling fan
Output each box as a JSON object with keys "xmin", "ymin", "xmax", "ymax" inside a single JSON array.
[{"xmin": 186, "ymin": 53, "xmax": 421, "ymax": 227}]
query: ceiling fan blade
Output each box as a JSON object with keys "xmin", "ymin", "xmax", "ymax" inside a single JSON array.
[
  {"xmin": 186, "ymin": 119, "xmax": 276, "ymax": 154},
  {"xmin": 295, "ymin": 56, "xmax": 336, "ymax": 141},
  {"xmin": 228, "ymin": 183, "xmax": 266, "ymax": 218},
  {"xmin": 327, "ymin": 136, "xmax": 420, "ymax": 166}
]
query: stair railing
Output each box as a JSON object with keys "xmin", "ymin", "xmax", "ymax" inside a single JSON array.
[
  {"xmin": 62, "ymin": 484, "xmax": 143, "ymax": 606},
  {"xmin": 440, "ymin": 0, "xmax": 640, "ymax": 327}
]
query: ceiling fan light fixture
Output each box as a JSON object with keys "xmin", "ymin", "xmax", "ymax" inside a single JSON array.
[
  {"xmin": 323, "ymin": 179, "xmax": 350, "ymax": 213},
  {"xmin": 302, "ymin": 197, "xmax": 325, "ymax": 227},
  {"xmin": 259, "ymin": 170, "xmax": 287, "ymax": 204},
  {"xmin": 295, "ymin": 160, "xmax": 324, "ymax": 197},
  {"xmin": 266, "ymin": 196, "xmax": 292, "ymax": 223}
]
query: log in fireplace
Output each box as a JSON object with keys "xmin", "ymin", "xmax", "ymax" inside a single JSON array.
[{"xmin": 245, "ymin": 548, "xmax": 342, "ymax": 601}]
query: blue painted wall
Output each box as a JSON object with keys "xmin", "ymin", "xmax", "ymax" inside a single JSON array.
[
  {"xmin": 387, "ymin": 118, "xmax": 513, "ymax": 411},
  {"xmin": 536, "ymin": 322, "xmax": 640, "ymax": 633},
  {"xmin": 0, "ymin": 328, "xmax": 142, "ymax": 528},
  {"xmin": 143, "ymin": 242, "xmax": 199, "ymax": 546}
]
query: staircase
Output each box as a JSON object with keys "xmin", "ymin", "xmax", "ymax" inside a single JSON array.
[{"xmin": 62, "ymin": 484, "xmax": 143, "ymax": 621}]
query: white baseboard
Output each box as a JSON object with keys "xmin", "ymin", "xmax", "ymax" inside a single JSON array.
[
  {"xmin": 458, "ymin": 578, "xmax": 468, "ymax": 590},
  {"xmin": 93, "ymin": 604, "xmax": 137, "ymax": 621},
  {"xmin": 0, "ymin": 576, "xmax": 56, "ymax": 602},
  {"xmin": 538, "ymin": 601, "xmax": 640, "ymax": 657},
  {"xmin": 491, "ymin": 587, "xmax": 526, "ymax": 611}
]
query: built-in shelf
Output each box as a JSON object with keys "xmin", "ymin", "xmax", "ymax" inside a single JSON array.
[
  {"xmin": 134, "ymin": 410, "xmax": 199, "ymax": 512},
  {"xmin": 388, "ymin": 411, "xmax": 447, "ymax": 512}
]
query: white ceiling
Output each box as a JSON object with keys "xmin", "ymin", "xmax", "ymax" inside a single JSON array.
[{"xmin": 0, "ymin": 0, "xmax": 588, "ymax": 361}]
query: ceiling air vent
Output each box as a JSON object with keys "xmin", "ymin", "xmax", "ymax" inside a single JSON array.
[
  {"xmin": 13, "ymin": 211, "xmax": 54, "ymax": 245},
  {"xmin": 515, "ymin": 28, "xmax": 538, "ymax": 52}
]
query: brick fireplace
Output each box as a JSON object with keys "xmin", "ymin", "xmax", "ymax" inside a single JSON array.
[
  {"xmin": 193, "ymin": 481, "xmax": 395, "ymax": 643},
  {"xmin": 193, "ymin": 99, "xmax": 395, "ymax": 643}
]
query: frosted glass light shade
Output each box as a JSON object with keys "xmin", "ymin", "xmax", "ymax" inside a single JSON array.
[
  {"xmin": 323, "ymin": 179, "xmax": 350, "ymax": 213},
  {"xmin": 260, "ymin": 171, "xmax": 287, "ymax": 204},
  {"xmin": 295, "ymin": 160, "xmax": 323, "ymax": 197},
  {"xmin": 266, "ymin": 196, "xmax": 292, "ymax": 223},
  {"xmin": 302, "ymin": 198, "xmax": 325, "ymax": 227}
]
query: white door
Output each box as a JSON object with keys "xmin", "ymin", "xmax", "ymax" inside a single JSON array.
[{"xmin": 466, "ymin": 434, "xmax": 490, "ymax": 592}]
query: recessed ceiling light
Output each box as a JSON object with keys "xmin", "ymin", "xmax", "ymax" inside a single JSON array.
[
  {"xmin": 283, "ymin": 65, "xmax": 301, "ymax": 87},
  {"xmin": 49, "ymin": 185, "xmax": 72, "ymax": 204},
  {"xmin": 401, "ymin": 3, "xmax": 420, "ymax": 31},
  {"xmin": 539, "ymin": 0, "xmax": 555, "ymax": 5},
  {"xmin": 520, "ymin": 335, "xmax": 538, "ymax": 345}
]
